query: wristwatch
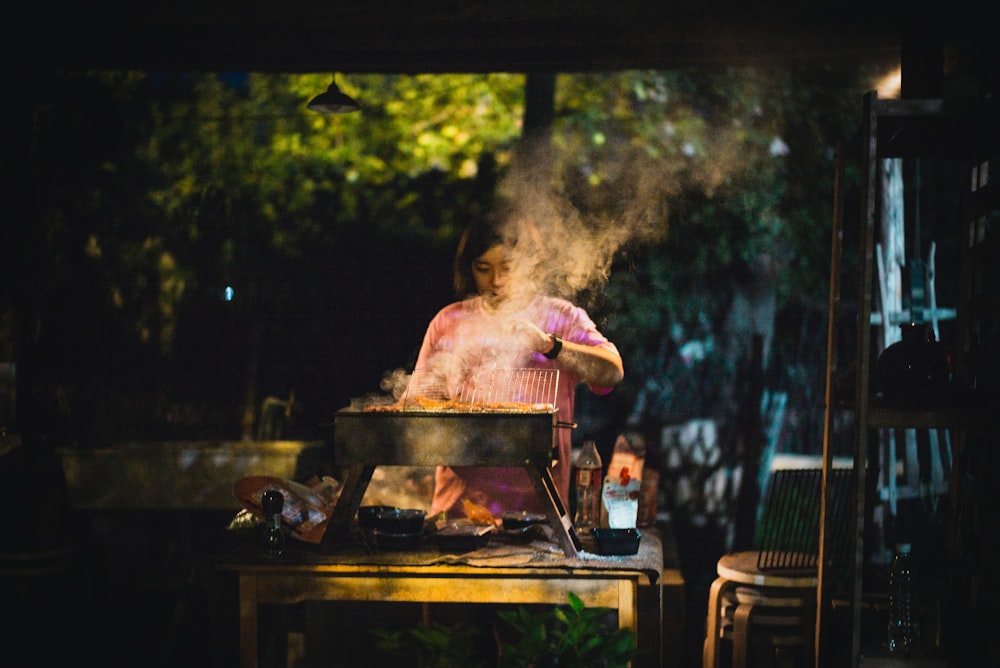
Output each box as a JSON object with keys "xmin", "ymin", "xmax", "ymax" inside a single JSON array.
[{"xmin": 543, "ymin": 334, "xmax": 563, "ymax": 359}]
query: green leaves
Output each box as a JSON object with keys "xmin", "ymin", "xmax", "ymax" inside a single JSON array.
[
  {"xmin": 369, "ymin": 593, "xmax": 635, "ymax": 668},
  {"xmin": 496, "ymin": 592, "xmax": 637, "ymax": 668},
  {"xmin": 372, "ymin": 620, "xmax": 487, "ymax": 668}
]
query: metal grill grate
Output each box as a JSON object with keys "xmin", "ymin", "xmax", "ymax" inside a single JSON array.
[
  {"xmin": 402, "ymin": 367, "xmax": 559, "ymax": 410},
  {"xmin": 755, "ymin": 467, "xmax": 854, "ymax": 570}
]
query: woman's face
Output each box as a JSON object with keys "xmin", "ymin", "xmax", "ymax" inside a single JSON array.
[{"xmin": 471, "ymin": 244, "xmax": 510, "ymax": 306}]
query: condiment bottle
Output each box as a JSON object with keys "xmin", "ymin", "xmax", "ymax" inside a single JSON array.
[
  {"xmin": 573, "ymin": 440, "xmax": 602, "ymax": 534},
  {"xmin": 887, "ymin": 543, "xmax": 920, "ymax": 654},
  {"xmin": 261, "ymin": 489, "xmax": 286, "ymax": 558}
]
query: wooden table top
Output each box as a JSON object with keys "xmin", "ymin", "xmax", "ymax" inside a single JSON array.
[{"xmin": 215, "ymin": 525, "xmax": 665, "ymax": 585}]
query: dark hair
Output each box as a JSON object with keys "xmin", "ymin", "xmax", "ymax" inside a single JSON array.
[{"xmin": 452, "ymin": 212, "xmax": 507, "ymax": 298}]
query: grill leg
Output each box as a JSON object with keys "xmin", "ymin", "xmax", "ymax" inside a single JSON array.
[
  {"xmin": 525, "ymin": 463, "xmax": 580, "ymax": 558},
  {"xmin": 320, "ymin": 464, "xmax": 375, "ymax": 552}
]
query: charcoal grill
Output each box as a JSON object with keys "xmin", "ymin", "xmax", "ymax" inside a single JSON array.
[{"xmin": 321, "ymin": 368, "xmax": 582, "ymax": 557}]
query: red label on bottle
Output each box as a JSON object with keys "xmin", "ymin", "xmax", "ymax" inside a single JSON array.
[{"xmin": 576, "ymin": 467, "xmax": 601, "ymax": 488}]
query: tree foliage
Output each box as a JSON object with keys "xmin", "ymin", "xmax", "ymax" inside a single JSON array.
[{"xmin": 6, "ymin": 63, "xmax": 888, "ymax": 450}]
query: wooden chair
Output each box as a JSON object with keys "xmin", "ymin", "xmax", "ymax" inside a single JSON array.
[{"xmin": 703, "ymin": 468, "xmax": 853, "ymax": 668}]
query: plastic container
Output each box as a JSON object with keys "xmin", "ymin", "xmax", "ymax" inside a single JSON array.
[
  {"xmin": 373, "ymin": 508, "xmax": 427, "ymax": 534},
  {"xmin": 373, "ymin": 530, "xmax": 423, "ymax": 551},
  {"xmin": 593, "ymin": 528, "xmax": 641, "ymax": 555}
]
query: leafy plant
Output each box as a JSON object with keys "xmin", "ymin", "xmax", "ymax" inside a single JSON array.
[
  {"xmin": 369, "ymin": 592, "xmax": 636, "ymax": 668},
  {"xmin": 496, "ymin": 592, "xmax": 637, "ymax": 668},
  {"xmin": 371, "ymin": 620, "xmax": 486, "ymax": 668}
]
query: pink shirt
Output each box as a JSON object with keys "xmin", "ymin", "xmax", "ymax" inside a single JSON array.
[{"xmin": 414, "ymin": 295, "xmax": 619, "ymax": 518}]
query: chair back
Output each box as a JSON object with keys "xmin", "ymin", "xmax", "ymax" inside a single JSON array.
[{"xmin": 754, "ymin": 467, "xmax": 853, "ymax": 571}]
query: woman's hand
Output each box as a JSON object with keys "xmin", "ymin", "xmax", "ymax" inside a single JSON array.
[{"xmin": 507, "ymin": 318, "xmax": 551, "ymax": 354}]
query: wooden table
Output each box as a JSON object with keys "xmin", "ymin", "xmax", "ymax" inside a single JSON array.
[{"xmin": 218, "ymin": 528, "xmax": 664, "ymax": 668}]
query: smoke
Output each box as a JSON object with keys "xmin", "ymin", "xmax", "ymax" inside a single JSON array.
[
  {"xmin": 347, "ymin": 122, "xmax": 755, "ymax": 410},
  {"xmin": 496, "ymin": 137, "xmax": 675, "ymax": 306}
]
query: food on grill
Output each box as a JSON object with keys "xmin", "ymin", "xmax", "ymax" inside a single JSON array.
[{"xmin": 364, "ymin": 396, "xmax": 554, "ymax": 413}]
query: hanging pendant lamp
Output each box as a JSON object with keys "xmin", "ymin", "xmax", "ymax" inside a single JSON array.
[{"xmin": 307, "ymin": 75, "xmax": 360, "ymax": 114}]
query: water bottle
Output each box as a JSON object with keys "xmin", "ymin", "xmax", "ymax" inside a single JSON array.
[
  {"xmin": 261, "ymin": 489, "xmax": 286, "ymax": 558},
  {"xmin": 887, "ymin": 543, "xmax": 920, "ymax": 654},
  {"xmin": 573, "ymin": 440, "xmax": 602, "ymax": 534}
]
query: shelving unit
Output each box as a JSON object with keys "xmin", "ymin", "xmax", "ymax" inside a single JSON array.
[{"xmin": 817, "ymin": 91, "xmax": 999, "ymax": 668}]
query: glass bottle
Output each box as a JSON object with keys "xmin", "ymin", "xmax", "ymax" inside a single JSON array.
[
  {"xmin": 887, "ymin": 542, "xmax": 920, "ymax": 654},
  {"xmin": 261, "ymin": 489, "xmax": 286, "ymax": 558},
  {"xmin": 573, "ymin": 440, "xmax": 602, "ymax": 534}
]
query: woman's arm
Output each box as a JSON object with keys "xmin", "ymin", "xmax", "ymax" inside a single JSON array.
[
  {"xmin": 514, "ymin": 318, "xmax": 624, "ymax": 390},
  {"xmin": 544, "ymin": 335, "xmax": 624, "ymax": 390}
]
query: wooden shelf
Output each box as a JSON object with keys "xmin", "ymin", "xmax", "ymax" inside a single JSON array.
[
  {"xmin": 860, "ymin": 649, "xmax": 949, "ymax": 667},
  {"xmin": 818, "ymin": 88, "xmax": 998, "ymax": 668},
  {"xmin": 866, "ymin": 400, "xmax": 996, "ymax": 430}
]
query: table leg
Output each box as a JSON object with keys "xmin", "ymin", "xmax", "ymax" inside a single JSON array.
[
  {"xmin": 238, "ymin": 572, "xmax": 258, "ymax": 668},
  {"xmin": 617, "ymin": 578, "xmax": 639, "ymax": 636}
]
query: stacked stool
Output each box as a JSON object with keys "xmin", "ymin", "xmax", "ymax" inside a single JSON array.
[
  {"xmin": 703, "ymin": 467, "xmax": 852, "ymax": 668},
  {"xmin": 703, "ymin": 551, "xmax": 817, "ymax": 668}
]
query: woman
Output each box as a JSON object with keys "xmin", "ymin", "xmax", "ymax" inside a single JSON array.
[{"xmin": 414, "ymin": 213, "xmax": 624, "ymax": 518}]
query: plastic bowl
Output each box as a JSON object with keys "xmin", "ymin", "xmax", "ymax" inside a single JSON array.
[
  {"xmin": 373, "ymin": 529, "xmax": 423, "ymax": 552},
  {"xmin": 593, "ymin": 528, "xmax": 642, "ymax": 556},
  {"xmin": 357, "ymin": 505, "xmax": 395, "ymax": 530},
  {"xmin": 374, "ymin": 508, "xmax": 427, "ymax": 534}
]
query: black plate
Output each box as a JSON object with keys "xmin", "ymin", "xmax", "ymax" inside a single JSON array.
[
  {"xmin": 434, "ymin": 524, "xmax": 492, "ymax": 553},
  {"xmin": 357, "ymin": 505, "xmax": 395, "ymax": 530},
  {"xmin": 500, "ymin": 510, "xmax": 547, "ymax": 531}
]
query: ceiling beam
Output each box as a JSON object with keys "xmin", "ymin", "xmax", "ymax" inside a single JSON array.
[{"xmin": 11, "ymin": 2, "xmax": 920, "ymax": 73}]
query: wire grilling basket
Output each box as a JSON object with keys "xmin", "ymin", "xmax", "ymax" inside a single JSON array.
[{"xmin": 399, "ymin": 367, "xmax": 559, "ymax": 412}]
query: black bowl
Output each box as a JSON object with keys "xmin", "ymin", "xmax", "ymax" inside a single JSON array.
[
  {"xmin": 593, "ymin": 528, "xmax": 641, "ymax": 556},
  {"xmin": 373, "ymin": 529, "xmax": 423, "ymax": 552},
  {"xmin": 357, "ymin": 505, "xmax": 395, "ymax": 530},
  {"xmin": 501, "ymin": 510, "xmax": 548, "ymax": 531},
  {"xmin": 374, "ymin": 508, "xmax": 427, "ymax": 534},
  {"xmin": 434, "ymin": 523, "xmax": 492, "ymax": 553}
]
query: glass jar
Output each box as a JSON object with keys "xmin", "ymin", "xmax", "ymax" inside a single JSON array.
[{"xmin": 875, "ymin": 323, "xmax": 950, "ymax": 405}]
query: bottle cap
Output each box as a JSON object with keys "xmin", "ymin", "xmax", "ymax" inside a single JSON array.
[{"xmin": 262, "ymin": 489, "xmax": 284, "ymax": 515}]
